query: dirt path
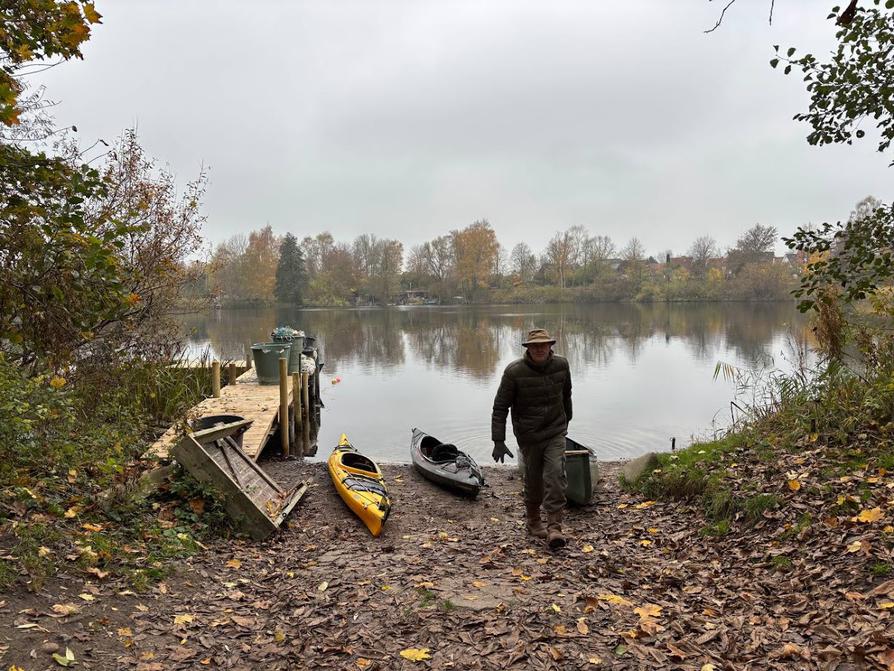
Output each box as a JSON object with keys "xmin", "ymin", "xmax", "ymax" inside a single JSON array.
[{"xmin": 1, "ymin": 460, "xmax": 889, "ymax": 670}]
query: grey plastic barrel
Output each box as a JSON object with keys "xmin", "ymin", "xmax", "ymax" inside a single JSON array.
[
  {"xmin": 271, "ymin": 327, "xmax": 305, "ymax": 374},
  {"xmin": 251, "ymin": 342, "xmax": 291, "ymax": 385}
]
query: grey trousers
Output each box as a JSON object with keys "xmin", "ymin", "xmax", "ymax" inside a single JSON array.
[{"xmin": 519, "ymin": 433, "xmax": 567, "ymax": 514}]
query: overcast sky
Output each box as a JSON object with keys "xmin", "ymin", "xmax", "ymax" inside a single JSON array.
[{"xmin": 33, "ymin": 0, "xmax": 893, "ymax": 259}]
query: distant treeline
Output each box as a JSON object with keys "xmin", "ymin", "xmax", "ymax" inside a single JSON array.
[{"xmin": 194, "ymin": 220, "xmax": 803, "ymax": 307}]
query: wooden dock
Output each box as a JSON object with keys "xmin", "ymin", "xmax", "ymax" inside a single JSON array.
[{"xmin": 148, "ymin": 367, "xmax": 295, "ymax": 461}]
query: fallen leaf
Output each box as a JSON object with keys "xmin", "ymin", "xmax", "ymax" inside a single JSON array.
[
  {"xmin": 846, "ymin": 540, "xmax": 863, "ymax": 553},
  {"xmin": 667, "ymin": 643, "xmax": 688, "ymax": 659},
  {"xmin": 856, "ymin": 507, "xmax": 884, "ymax": 523},
  {"xmin": 117, "ymin": 627, "xmax": 133, "ymax": 637},
  {"xmin": 173, "ymin": 614, "xmax": 194, "ymax": 626},
  {"xmin": 879, "ymin": 601, "xmax": 894, "ymax": 609},
  {"xmin": 788, "ymin": 479, "xmax": 801, "ymax": 491},
  {"xmin": 639, "ymin": 539, "xmax": 653, "ymax": 546},
  {"xmin": 85, "ymin": 567, "xmax": 109, "ymax": 579},
  {"xmin": 78, "ymin": 593, "xmax": 95, "ymax": 602},
  {"xmin": 81, "ymin": 522, "xmax": 103, "ymax": 532},
  {"xmin": 588, "ymin": 656, "xmax": 602, "ymax": 665},
  {"xmin": 635, "ymin": 500, "xmax": 655, "ymax": 509},
  {"xmin": 634, "ymin": 604, "xmax": 663, "ymax": 619},
  {"xmin": 318, "ymin": 581, "xmax": 328, "ymax": 592},
  {"xmin": 226, "ymin": 559, "xmax": 242, "ymax": 569},
  {"xmin": 701, "ymin": 665, "xmax": 716, "ymax": 671},
  {"xmin": 50, "ymin": 603, "xmax": 79, "ymax": 617},
  {"xmin": 399, "ymin": 648, "xmax": 431, "ymax": 661},
  {"xmin": 577, "ymin": 617, "xmax": 589, "ymax": 634},
  {"xmin": 52, "ymin": 647, "xmax": 76, "ymax": 667},
  {"xmin": 64, "ymin": 507, "xmax": 79, "ymax": 519},
  {"xmin": 598, "ymin": 593, "xmax": 633, "ymax": 607},
  {"xmin": 549, "ymin": 603, "xmax": 561, "ymax": 613},
  {"xmin": 274, "ymin": 629, "xmax": 286, "ymax": 643},
  {"xmin": 582, "ymin": 544, "xmax": 594, "ymax": 553},
  {"xmin": 356, "ymin": 659, "xmax": 371, "ymax": 669}
]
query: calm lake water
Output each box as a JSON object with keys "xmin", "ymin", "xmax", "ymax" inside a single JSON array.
[{"xmin": 178, "ymin": 303, "xmax": 809, "ymax": 464}]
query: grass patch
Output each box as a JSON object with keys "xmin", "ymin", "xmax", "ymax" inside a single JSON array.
[
  {"xmin": 417, "ymin": 588, "xmax": 436, "ymax": 608},
  {"xmin": 771, "ymin": 555, "xmax": 793, "ymax": 571},
  {"xmin": 870, "ymin": 562, "xmax": 891, "ymax": 577},
  {"xmin": 743, "ymin": 494, "xmax": 781, "ymax": 523},
  {"xmin": 700, "ymin": 519, "xmax": 730, "ymax": 537}
]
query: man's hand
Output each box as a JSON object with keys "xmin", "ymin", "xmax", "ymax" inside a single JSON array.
[{"xmin": 492, "ymin": 441, "xmax": 514, "ymax": 463}]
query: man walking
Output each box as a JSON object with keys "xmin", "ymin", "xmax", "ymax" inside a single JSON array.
[{"xmin": 491, "ymin": 328, "xmax": 572, "ymax": 549}]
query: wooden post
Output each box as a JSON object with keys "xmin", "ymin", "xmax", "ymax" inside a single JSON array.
[
  {"xmin": 244, "ymin": 344, "xmax": 253, "ymax": 370},
  {"xmin": 279, "ymin": 357, "xmax": 290, "ymax": 456},
  {"xmin": 301, "ymin": 372, "xmax": 310, "ymax": 419},
  {"xmin": 227, "ymin": 362, "xmax": 237, "ymax": 386},
  {"xmin": 293, "ymin": 372, "xmax": 302, "ymax": 429},
  {"xmin": 212, "ymin": 360, "xmax": 221, "ymax": 398}
]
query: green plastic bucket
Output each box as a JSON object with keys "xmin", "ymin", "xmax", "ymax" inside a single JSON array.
[
  {"xmin": 251, "ymin": 342, "xmax": 291, "ymax": 385},
  {"xmin": 517, "ymin": 437, "xmax": 599, "ymax": 505},
  {"xmin": 565, "ymin": 438, "xmax": 599, "ymax": 505},
  {"xmin": 271, "ymin": 327, "xmax": 305, "ymax": 374}
]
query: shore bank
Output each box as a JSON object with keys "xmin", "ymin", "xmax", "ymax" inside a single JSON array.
[{"xmin": 2, "ymin": 457, "xmax": 888, "ymax": 670}]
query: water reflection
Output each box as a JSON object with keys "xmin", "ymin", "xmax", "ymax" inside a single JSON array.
[{"xmin": 178, "ymin": 303, "xmax": 810, "ymax": 462}]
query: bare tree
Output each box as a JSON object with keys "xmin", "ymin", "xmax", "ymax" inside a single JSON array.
[
  {"xmin": 580, "ymin": 234, "xmax": 616, "ymax": 282},
  {"xmin": 510, "ymin": 242, "xmax": 537, "ymax": 284},
  {"xmin": 688, "ymin": 235, "xmax": 718, "ymax": 277},
  {"xmin": 621, "ymin": 237, "xmax": 645, "ymax": 262}
]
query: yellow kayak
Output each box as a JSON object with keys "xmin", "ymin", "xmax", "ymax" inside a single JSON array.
[{"xmin": 328, "ymin": 434, "xmax": 391, "ymax": 537}]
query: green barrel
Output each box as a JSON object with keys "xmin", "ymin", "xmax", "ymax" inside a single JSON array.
[
  {"xmin": 271, "ymin": 326, "xmax": 305, "ymax": 374},
  {"xmin": 564, "ymin": 439, "xmax": 599, "ymax": 505},
  {"xmin": 517, "ymin": 437, "xmax": 599, "ymax": 505},
  {"xmin": 251, "ymin": 342, "xmax": 291, "ymax": 385}
]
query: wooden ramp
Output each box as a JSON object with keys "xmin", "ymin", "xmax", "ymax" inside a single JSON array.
[
  {"xmin": 171, "ymin": 420, "xmax": 307, "ymax": 540},
  {"xmin": 147, "ymin": 368, "xmax": 292, "ymax": 461}
]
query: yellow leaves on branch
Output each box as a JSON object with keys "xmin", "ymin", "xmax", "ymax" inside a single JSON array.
[
  {"xmin": 82, "ymin": 2, "xmax": 102, "ymax": 24},
  {"xmin": 399, "ymin": 648, "xmax": 431, "ymax": 661}
]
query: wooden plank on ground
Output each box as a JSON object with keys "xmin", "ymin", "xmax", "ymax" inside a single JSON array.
[
  {"xmin": 147, "ymin": 367, "xmax": 292, "ymax": 461},
  {"xmin": 171, "ymin": 429, "xmax": 306, "ymax": 540}
]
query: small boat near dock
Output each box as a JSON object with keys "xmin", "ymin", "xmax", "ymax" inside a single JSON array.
[
  {"xmin": 410, "ymin": 427, "xmax": 485, "ymax": 497},
  {"xmin": 328, "ymin": 434, "xmax": 391, "ymax": 536}
]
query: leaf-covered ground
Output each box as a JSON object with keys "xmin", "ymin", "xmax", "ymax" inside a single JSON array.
[{"xmin": 1, "ymin": 455, "xmax": 893, "ymax": 670}]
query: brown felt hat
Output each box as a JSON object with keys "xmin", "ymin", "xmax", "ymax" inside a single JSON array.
[{"xmin": 522, "ymin": 328, "xmax": 556, "ymax": 346}]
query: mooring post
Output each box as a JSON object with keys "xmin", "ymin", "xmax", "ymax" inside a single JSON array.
[
  {"xmin": 279, "ymin": 357, "xmax": 290, "ymax": 456},
  {"xmin": 301, "ymin": 372, "xmax": 310, "ymax": 418},
  {"xmin": 244, "ymin": 343, "xmax": 252, "ymax": 370},
  {"xmin": 212, "ymin": 360, "xmax": 221, "ymax": 398},
  {"xmin": 292, "ymin": 371, "xmax": 302, "ymax": 428},
  {"xmin": 227, "ymin": 362, "xmax": 237, "ymax": 386}
]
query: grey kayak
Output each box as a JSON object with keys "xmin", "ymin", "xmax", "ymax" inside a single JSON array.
[{"xmin": 410, "ymin": 427, "xmax": 485, "ymax": 497}]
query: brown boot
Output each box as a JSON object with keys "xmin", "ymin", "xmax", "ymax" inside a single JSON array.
[
  {"xmin": 526, "ymin": 504, "xmax": 547, "ymax": 538},
  {"xmin": 546, "ymin": 511, "xmax": 566, "ymax": 549}
]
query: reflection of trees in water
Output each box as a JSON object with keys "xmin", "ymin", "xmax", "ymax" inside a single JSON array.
[
  {"xmin": 403, "ymin": 309, "xmax": 501, "ymax": 380},
  {"xmin": 178, "ymin": 303, "xmax": 807, "ymax": 376},
  {"xmin": 299, "ymin": 309, "xmax": 405, "ymax": 371}
]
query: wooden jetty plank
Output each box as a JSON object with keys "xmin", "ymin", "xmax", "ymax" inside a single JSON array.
[{"xmin": 147, "ymin": 367, "xmax": 293, "ymax": 461}]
